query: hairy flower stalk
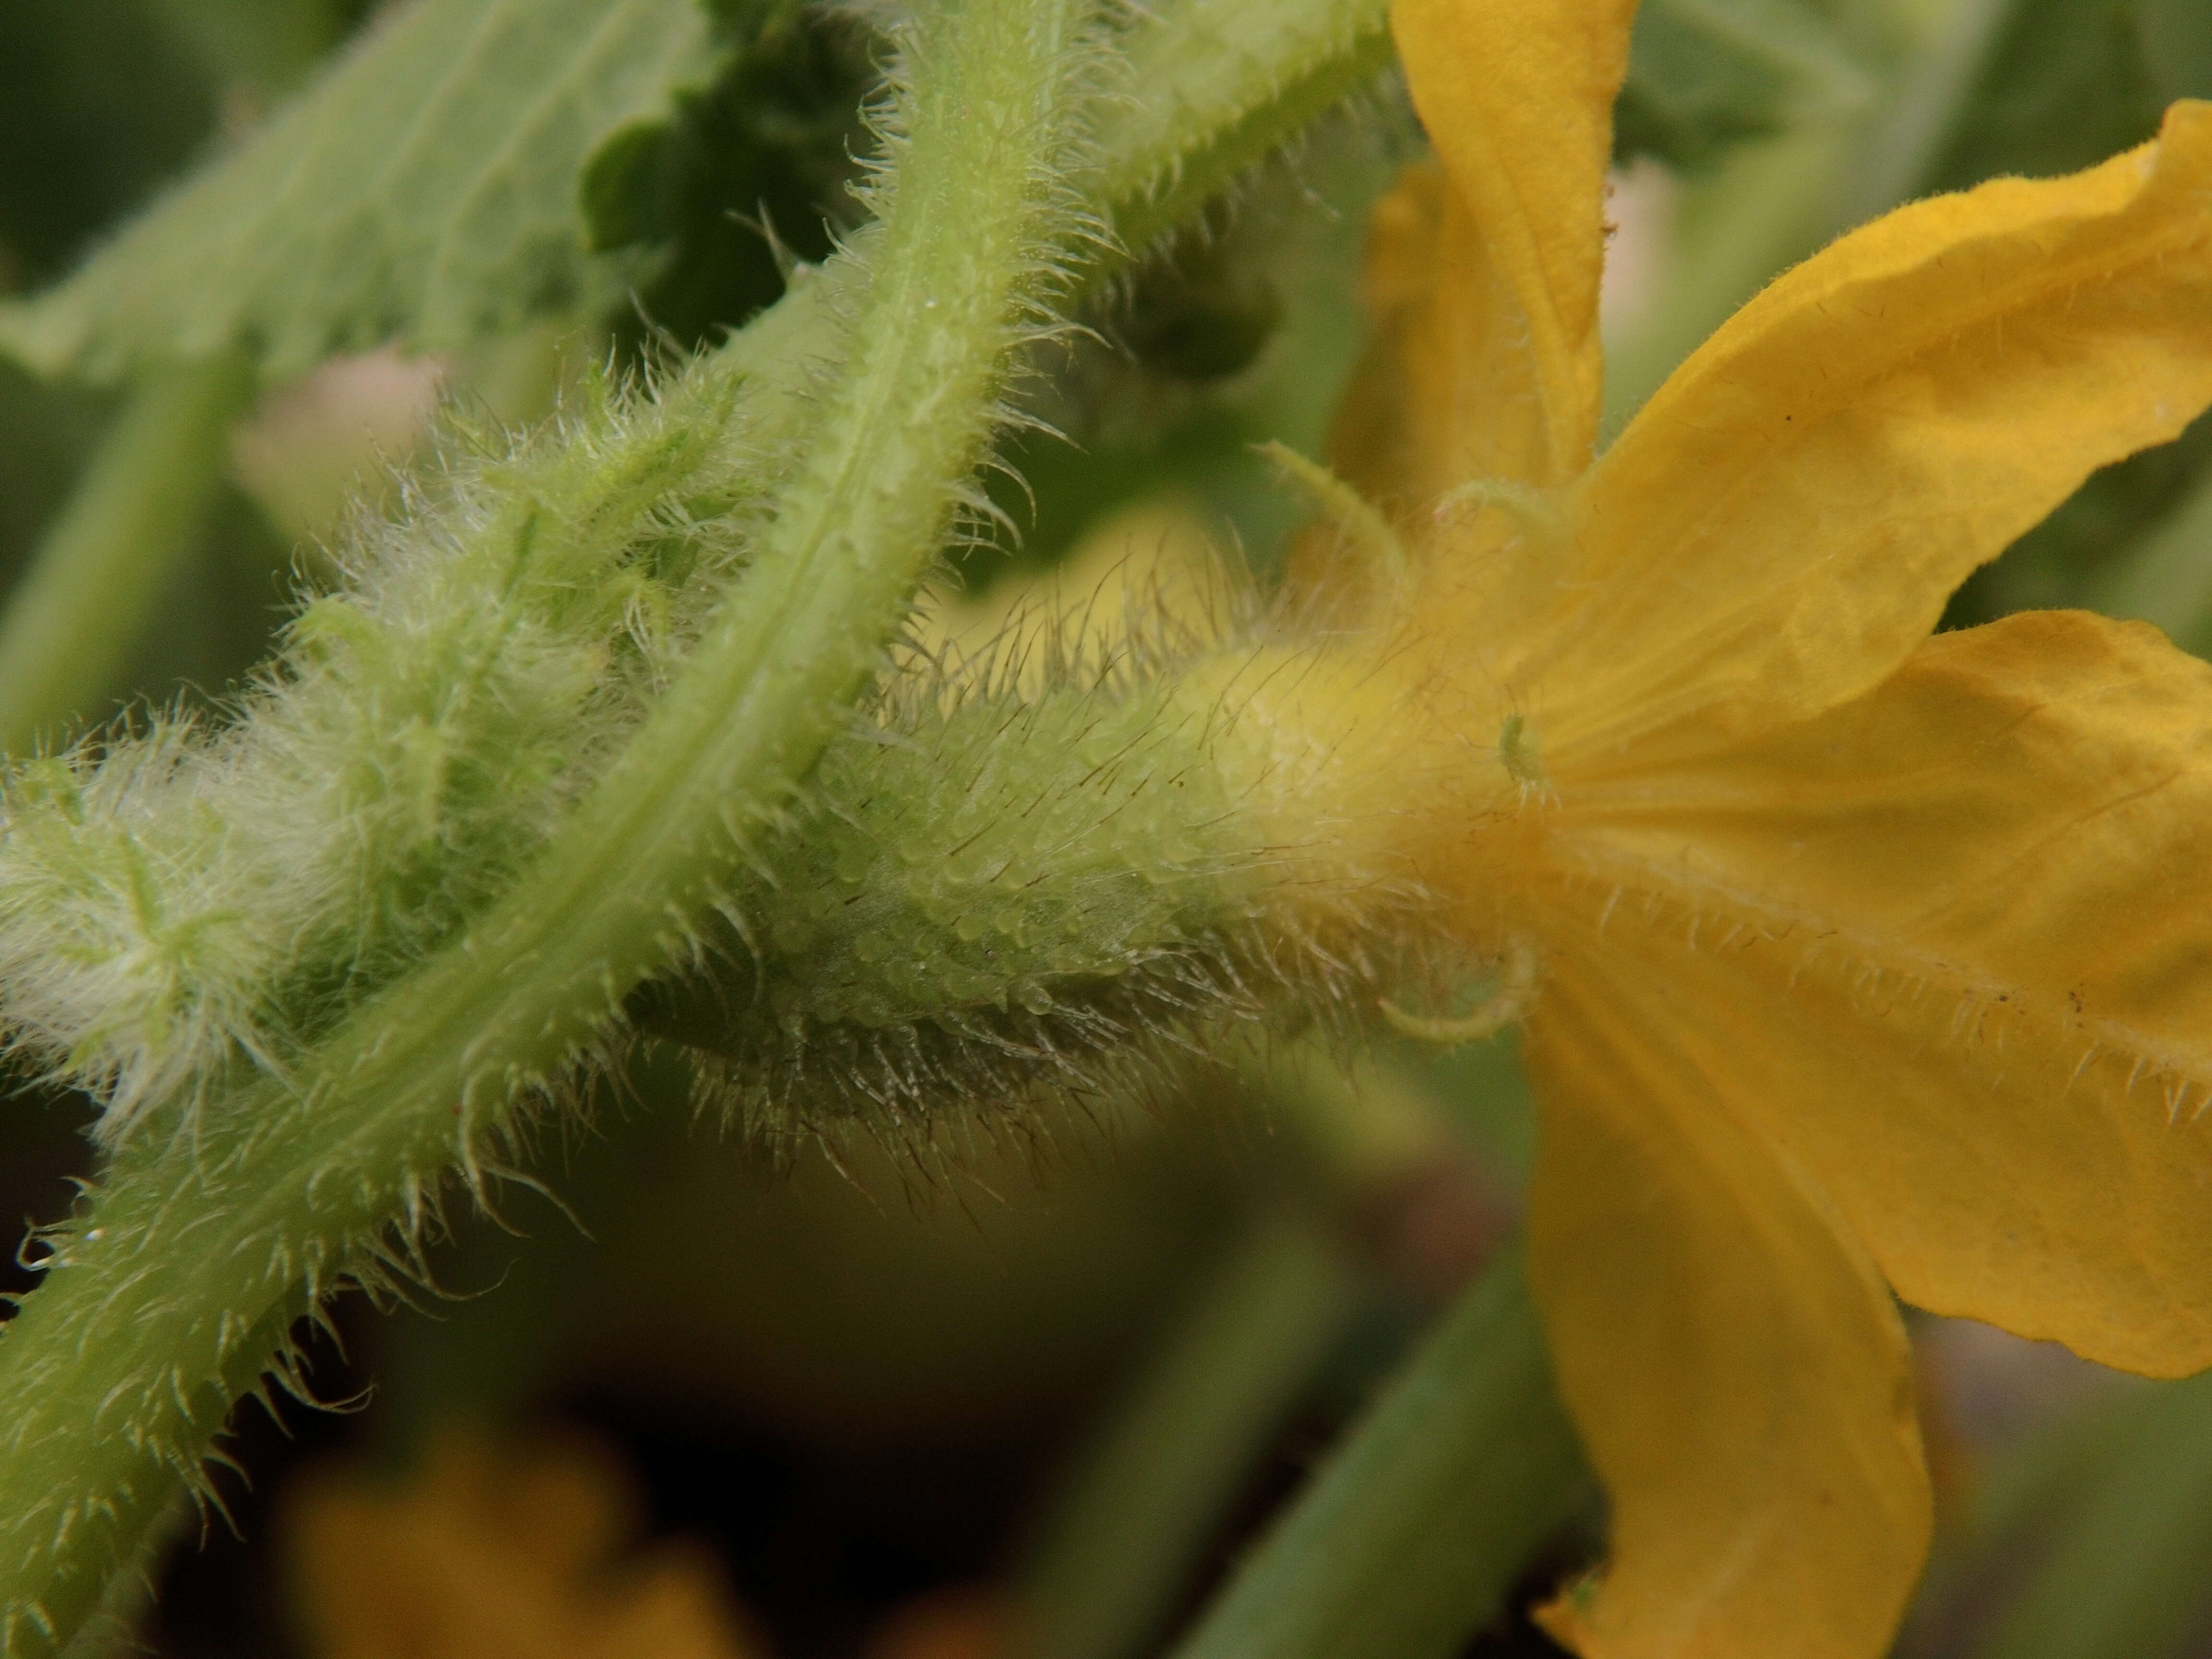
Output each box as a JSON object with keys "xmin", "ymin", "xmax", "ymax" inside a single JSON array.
[
  {"xmin": 633, "ymin": 633, "xmax": 1465, "ymax": 1144},
  {"xmin": 0, "ymin": 0, "xmax": 1100, "ymax": 1643},
  {"xmin": 0, "ymin": 0, "xmax": 1401, "ymax": 1161},
  {"xmin": 0, "ymin": 0, "xmax": 1419, "ymax": 1641}
]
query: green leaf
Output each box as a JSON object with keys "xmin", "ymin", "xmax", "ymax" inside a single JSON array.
[
  {"xmin": 581, "ymin": 5, "xmax": 874, "ymax": 355},
  {"xmin": 0, "ymin": 0, "xmax": 220, "ymax": 286},
  {"xmin": 1165, "ymin": 1243, "xmax": 1591, "ymax": 1659},
  {"xmin": 144, "ymin": 0, "xmax": 371, "ymax": 102},
  {"xmin": 1948, "ymin": 410, "xmax": 2212, "ymax": 624},
  {"xmin": 0, "ymin": 0, "xmax": 724, "ymax": 384},
  {"xmin": 1616, "ymin": 0, "xmax": 1884, "ymax": 170}
]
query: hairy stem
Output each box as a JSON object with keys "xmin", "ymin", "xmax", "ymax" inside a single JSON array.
[
  {"xmin": 0, "ymin": 0, "xmax": 1417, "ymax": 1643},
  {"xmin": 0, "ymin": 356, "xmax": 253, "ymax": 752},
  {"xmin": 1098, "ymin": 0, "xmax": 1396, "ymax": 256},
  {"xmin": 700, "ymin": 0, "xmax": 1399, "ymax": 418},
  {"xmin": 0, "ymin": 0, "xmax": 1092, "ymax": 1641},
  {"xmin": 1166, "ymin": 1242, "xmax": 1590, "ymax": 1659}
]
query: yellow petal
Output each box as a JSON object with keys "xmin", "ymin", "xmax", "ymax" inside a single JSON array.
[
  {"xmin": 1547, "ymin": 609, "xmax": 2212, "ymax": 1376},
  {"xmin": 1536, "ymin": 101, "xmax": 2212, "ymax": 757},
  {"xmin": 1323, "ymin": 163, "xmax": 1502, "ymax": 516},
  {"xmin": 1334, "ymin": 0, "xmax": 1629, "ymax": 502},
  {"xmin": 282, "ymin": 1427, "xmax": 759, "ymax": 1659},
  {"xmin": 1303, "ymin": 169, "xmax": 1566, "ymax": 632},
  {"xmin": 1525, "ymin": 944, "xmax": 1930, "ymax": 1659}
]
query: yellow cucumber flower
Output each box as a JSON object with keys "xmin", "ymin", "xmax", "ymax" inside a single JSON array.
[{"xmin": 1265, "ymin": 0, "xmax": 2212, "ymax": 1654}]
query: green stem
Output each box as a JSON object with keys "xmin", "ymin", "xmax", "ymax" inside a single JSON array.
[
  {"xmin": 1164, "ymin": 1241, "xmax": 1590, "ymax": 1659},
  {"xmin": 702, "ymin": 0, "xmax": 1398, "ymax": 412},
  {"xmin": 0, "ymin": 0, "xmax": 1415, "ymax": 1645},
  {"xmin": 0, "ymin": 0, "xmax": 1090, "ymax": 1644},
  {"xmin": 1018, "ymin": 1208, "xmax": 1361, "ymax": 1659},
  {"xmin": 1098, "ymin": 0, "xmax": 1396, "ymax": 257},
  {"xmin": 0, "ymin": 356, "xmax": 253, "ymax": 752}
]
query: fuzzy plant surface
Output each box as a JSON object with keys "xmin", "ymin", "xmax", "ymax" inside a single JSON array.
[
  {"xmin": 0, "ymin": 0, "xmax": 1410, "ymax": 1650},
  {"xmin": 12, "ymin": 4, "xmax": 2212, "ymax": 1659},
  {"xmin": 635, "ymin": 630, "xmax": 1450, "ymax": 1149},
  {"xmin": 0, "ymin": 364, "xmax": 765, "ymax": 1145},
  {"xmin": 0, "ymin": 0, "xmax": 1102, "ymax": 1645}
]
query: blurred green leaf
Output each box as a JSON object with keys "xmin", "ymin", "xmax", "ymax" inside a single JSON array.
[
  {"xmin": 0, "ymin": 0, "xmax": 725, "ymax": 384},
  {"xmin": 0, "ymin": 0, "xmax": 218, "ymax": 287},
  {"xmin": 1616, "ymin": 0, "xmax": 1884, "ymax": 170},
  {"xmin": 2078, "ymin": 443, "xmax": 2212, "ymax": 653},
  {"xmin": 1166, "ymin": 1243, "xmax": 1589, "ymax": 1659},
  {"xmin": 145, "ymin": 0, "xmax": 372, "ymax": 102},
  {"xmin": 1117, "ymin": 245, "xmax": 1286, "ymax": 384},
  {"xmin": 0, "ymin": 366, "xmax": 107, "ymax": 578}
]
